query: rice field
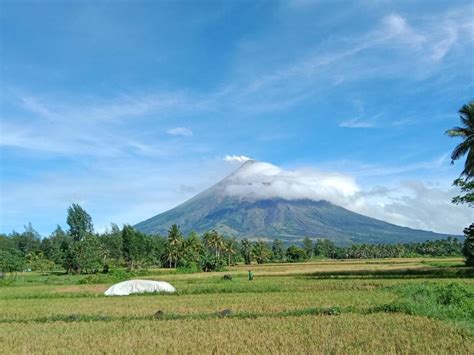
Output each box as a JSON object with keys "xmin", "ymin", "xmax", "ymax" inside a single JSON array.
[{"xmin": 1, "ymin": 258, "xmax": 473, "ymax": 354}]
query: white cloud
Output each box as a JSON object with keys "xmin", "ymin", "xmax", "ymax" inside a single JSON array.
[
  {"xmin": 222, "ymin": 161, "xmax": 472, "ymax": 235},
  {"xmin": 353, "ymin": 181, "xmax": 473, "ymax": 234},
  {"xmin": 224, "ymin": 155, "xmax": 252, "ymax": 163},
  {"xmin": 166, "ymin": 127, "xmax": 193, "ymax": 137},
  {"xmin": 381, "ymin": 14, "xmax": 426, "ymax": 47},
  {"xmin": 339, "ymin": 118, "xmax": 375, "ymax": 128},
  {"xmin": 224, "ymin": 161, "xmax": 360, "ymax": 206}
]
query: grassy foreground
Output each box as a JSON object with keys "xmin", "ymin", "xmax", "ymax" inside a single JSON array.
[{"xmin": 1, "ymin": 258, "xmax": 473, "ymax": 354}]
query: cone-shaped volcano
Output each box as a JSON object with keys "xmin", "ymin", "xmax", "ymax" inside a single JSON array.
[{"xmin": 134, "ymin": 161, "xmax": 452, "ymax": 245}]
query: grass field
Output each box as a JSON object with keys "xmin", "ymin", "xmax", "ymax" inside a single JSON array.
[{"xmin": 1, "ymin": 258, "xmax": 473, "ymax": 354}]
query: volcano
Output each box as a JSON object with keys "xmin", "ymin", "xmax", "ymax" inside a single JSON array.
[{"xmin": 134, "ymin": 160, "xmax": 452, "ymax": 245}]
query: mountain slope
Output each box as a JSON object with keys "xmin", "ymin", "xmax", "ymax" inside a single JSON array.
[{"xmin": 134, "ymin": 161, "xmax": 453, "ymax": 245}]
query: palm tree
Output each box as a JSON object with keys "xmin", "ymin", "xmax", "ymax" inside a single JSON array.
[
  {"xmin": 223, "ymin": 238, "xmax": 236, "ymax": 266},
  {"xmin": 167, "ymin": 224, "xmax": 183, "ymax": 247},
  {"xmin": 162, "ymin": 243, "xmax": 178, "ymax": 268},
  {"xmin": 446, "ymin": 101, "xmax": 474, "ymax": 179},
  {"xmin": 252, "ymin": 240, "xmax": 271, "ymax": 264},
  {"xmin": 240, "ymin": 238, "xmax": 252, "ymax": 265},
  {"xmin": 203, "ymin": 230, "xmax": 223, "ymax": 259}
]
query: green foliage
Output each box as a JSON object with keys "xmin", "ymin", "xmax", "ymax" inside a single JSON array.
[
  {"xmin": 14, "ymin": 223, "xmax": 41, "ymax": 255},
  {"xmin": 72, "ymin": 234, "xmax": 102, "ymax": 274},
  {"xmin": 199, "ymin": 252, "xmax": 225, "ymax": 272},
  {"xmin": 314, "ymin": 239, "xmax": 337, "ymax": 258},
  {"xmin": 462, "ymin": 224, "xmax": 474, "ymax": 266},
  {"xmin": 452, "ymin": 178, "xmax": 474, "ymax": 206},
  {"xmin": 446, "ymin": 101, "xmax": 474, "ymax": 179},
  {"xmin": 0, "ymin": 250, "xmax": 25, "ymax": 272},
  {"xmin": 98, "ymin": 224, "xmax": 123, "ymax": 266},
  {"xmin": 286, "ymin": 245, "xmax": 307, "ymax": 262},
  {"xmin": 25, "ymin": 252, "xmax": 55, "ymax": 273},
  {"xmin": 303, "ymin": 237, "xmax": 314, "ymax": 259},
  {"xmin": 373, "ymin": 282, "xmax": 474, "ymax": 328},
  {"xmin": 203, "ymin": 230, "xmax": 223, "ymax": 260},
  {"xmin": 240, "ymin": 238, "xmax": 252, "ymax": 265},
  {"xmin": 67, "ymin": 204, "xmax": 94, "ymax": 242},
  {"xmin": 176, "ymin": 262, "xmax": 199, "ymax": 274},
  {"xmin": 122, "ymin": 225, "xmax": 146, "ymax": 270},
  {"xmin": 252, "ymin": 240, "xmax": 272, "ymax": 264},
  {"xmin": 271, "ymin": 239, "xmax": 285, "ymax": 261}
]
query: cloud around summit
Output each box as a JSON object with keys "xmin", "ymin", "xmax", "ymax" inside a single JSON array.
[{"xmin": 222, "ymin": 161, "xmax": 472, "ymax": 235}]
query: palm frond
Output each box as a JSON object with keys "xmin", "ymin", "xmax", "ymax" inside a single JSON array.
[
  {"xmin": 461, "ymin": 147, "xmax": 474, "ymax": 178},
  {"xmin": 459, "ymin": 102, "xmax": 474, "ymax": 130},
  {"xmin": 446, "ymin": 127, "xmax": 468, "ymax": 137},
  {"xmin": 451, "ymin": 141, "xmax": 470, "ymax": 162}
]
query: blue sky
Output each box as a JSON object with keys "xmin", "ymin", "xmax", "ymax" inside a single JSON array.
[{"xmin": 1, "ymin": 0, "xmax": 473, "ymax": 235}]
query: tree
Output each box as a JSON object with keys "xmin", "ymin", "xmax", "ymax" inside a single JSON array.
[
  {"xmin": 26, "ymin": 252, "xmax": 55, "ymax": 273},
  {"xmin": 314, "ymin": 239, "xmax": 337, "ymax": 258},
  {"xmin": 272, "ymin": 239, "xmax": 285, "ymax": 261},
  {"xmin": 41, "ymin": 225, "xmax": 69, "ymax": 267},
  {"xmin": 181, "ymin": 231, "xmax": 203, "ymax": 267},
  {"xmin": 122, "ymin": 225, "xmax": 146, "ymax": 270},
  {"xmin": 446, "ymin": 101, "xmax": 474, "ymax": 179},
  {"xmin": 168, "ymin": 224, "xmax": 183, "ymax": 247},
  {"xmin": 222, "ymin": 238, "xmax": 237, "ymax": 266},
  {"xmin": 286, "ymin": 246, "xmax": 307, "ymax": 262},
  {"xmin": 240, "ymin": 238, "xmax": 252, "ymax": 265},
  {"xmin": 462, "ymin": 224, "xmax": 474, "ymax": 266},
  {"xmin": 252, "ymin": 240, "xmax": 272, "ymax": 264},
  {"xmin": 0, "ymin": 250, "xmax": 24, "ymax": 273},
  {"xmin": 452, "ymin": 178, "xmax": 474, "ymax": 207},
  {"xmin": 13, "ymin": 223, "xmax": 41, "ymax": 255},
  {"xmin": 303, "ymin": 237, "xmax": 314, "ymax": 259},
  {"xmin": 72, "ymin": 234, "xmax": 101, "ymax": 274},
  {"xmin": 164, "ymin": 224, "xmax": 184, "ymax": 268},
  {"xmin": 67, "ymin": 203, "xmax": 94, "ymax": 242},
  {"xmin": 447, "ymin": 101, "xmax": 474, "ymax": 266},
  {"xmin": 98, "ymin": 224, "xmax": 123, "ymax": 266},
  {"xmin": 203, "ymin": 230, "xmax": 223, "ymax": 260}
]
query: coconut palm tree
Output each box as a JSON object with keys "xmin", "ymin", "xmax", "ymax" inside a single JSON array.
[
  {"xmin": 446, "ymin": 101, "xmax": 474, "ymax": 179},
  {"xmin": 252, "ymin": 240, "xmax": 272, "ymax": 264},
  {"xmin": 203, "ymin": 230, "xmax": 223, "ymax": 260},
  {"xmin": 223, "ymin": 238, "xmax": 237, "ymax": 266},
  {"xmin": 162, "ymin": 242, "xmax": 179, "ymax": 268},
  {"xmin": 240, "ymin": 238, "xmax": 252, "ymax": 265}
]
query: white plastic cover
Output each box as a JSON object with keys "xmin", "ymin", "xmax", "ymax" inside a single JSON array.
[{"xmin": 104, "ymin": 279, "xmax": 176, "ymax": 296}]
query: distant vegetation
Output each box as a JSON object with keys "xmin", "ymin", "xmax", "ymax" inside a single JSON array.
[
  {"xmin": 0, "ymin": 203, "xmax": 467, "ymax": 275},
  {"xmin": 1, "ymin": 102, "xmax": 472, "ymax": 275}
]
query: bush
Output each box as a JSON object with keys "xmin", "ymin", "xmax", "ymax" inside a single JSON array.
[
  {"xmin": 176, "ymin": 262, "xmax": 199, "ymax": 274},
  {"xmin": 436, "ymin": 283, "xmax": 469, "ymax": 306}
]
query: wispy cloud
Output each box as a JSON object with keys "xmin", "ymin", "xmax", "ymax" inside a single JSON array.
[
  {"xmin": 166, "ymin": 127, "xmax": 193, "ymax": 137},
  {"xmin": 224, "ymin": 155, "xmax": 252, "ymax": 163},
  {"xmin": 339, "ymin": 118, "xmax": 376, "ymax": 128}
]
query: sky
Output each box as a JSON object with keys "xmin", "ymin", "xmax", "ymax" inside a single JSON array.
[{"xmin": 0, "ymin": 0, "xmax": 473, "ymax": 236}]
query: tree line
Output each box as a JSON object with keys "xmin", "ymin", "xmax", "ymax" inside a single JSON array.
[{"xmin": 0, "ymin": 203, "xmax": 467, "ymax": 274}]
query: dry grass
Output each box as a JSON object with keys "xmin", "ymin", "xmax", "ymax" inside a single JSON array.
[
  {"xmin": 0, "ymin": 314, "xmax": 471, "ymax": 354},
  {"xmin": 0, "ymin": 258, "xmax": 472, "ymax": 354}
]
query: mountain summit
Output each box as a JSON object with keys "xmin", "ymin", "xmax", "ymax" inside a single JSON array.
[{"xmin": 134, "ymin": 161, "xmax": 451, "ymax": 245}]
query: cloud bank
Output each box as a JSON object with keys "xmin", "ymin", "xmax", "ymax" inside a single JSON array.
[{"xmin": 223, "ymin": 161, "xmax": 472, "ymax": 235}]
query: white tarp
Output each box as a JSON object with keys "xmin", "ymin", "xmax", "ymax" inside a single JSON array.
[{"xmin": 104, "ymin": 279, "xmax": 176, "ymax": 296}]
